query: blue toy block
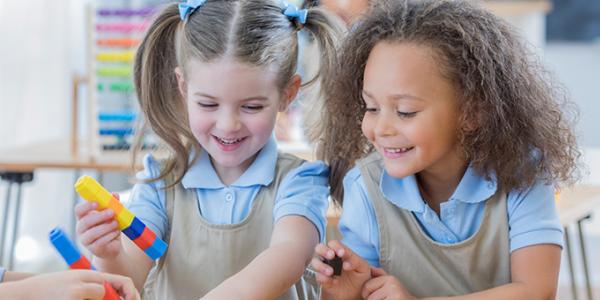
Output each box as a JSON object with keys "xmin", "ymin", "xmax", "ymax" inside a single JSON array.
[
  {"xmin": 144, "ymin": 237, "xmax": 168, "ymax": 260},
  {"xmin": 122, "ymin": 217, "xmax": 145, "ymax": 240},
  {"xmin": 49, "ymin": 228, "xmax": 82, "ymax": 266}
]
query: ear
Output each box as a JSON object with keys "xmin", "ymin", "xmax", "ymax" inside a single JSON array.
[
  {"xmin": 174, "ymin": 67, "xmax": 188, "ymax": 100},
  {"xmin": 279, "ymin": 75, "xmax": 302, "ymax": 112}
]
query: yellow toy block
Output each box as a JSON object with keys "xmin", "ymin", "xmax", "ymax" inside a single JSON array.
[
  {"xmin": 73, "ymin": 175, "xmax": 168, "ymax": 260},
  {"xmin": 107, "ymin": 197, "xmax": 124, "ymax": 215},
  {"xmin": 116, "ymin": 208, "xmax": 135, "ymax": 230},
  {"xmin": 74, "ymin": 176, "xmax": 113, "ymax": 210}
]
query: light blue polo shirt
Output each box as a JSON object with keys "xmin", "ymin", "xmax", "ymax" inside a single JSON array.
[
  {"xmin": 339, "ymin": 165, "xmax": 564, "ymax": 267},
  {"xmin": 128, "ymin": 137, "xmax": 329, "ymax": 242}
]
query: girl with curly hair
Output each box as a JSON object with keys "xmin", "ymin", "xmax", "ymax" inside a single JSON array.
[{"xmin": 310, "ymin": 0, "xmax": 580, "ymax": 299}]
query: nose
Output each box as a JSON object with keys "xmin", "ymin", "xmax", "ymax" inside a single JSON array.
[
  {"xmin": 373, "ymin": 111, "xmax": 396, "ymax": 137},
  {"xmin": 215, "ymin": 110, "xmax": 242, "ymax": 133}
]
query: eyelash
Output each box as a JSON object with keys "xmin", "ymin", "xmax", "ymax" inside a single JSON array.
[
  {"xmin": 365, "ymin": 107, "xmax": 417, "ymax": 118},
  {"xmin": 242, "ymin": 105, "xmax": 263, "ymax": 111},
  {"xmin": 196, "ymin": 102, "xmax": 264, "ymax": 111},
  {"xmin": 397, "ymin": 111, "xmax": 417, "ymax": 118},
  {"xmin": 197, "ymin": 102, "xmax": 217, "ymax": 108}
]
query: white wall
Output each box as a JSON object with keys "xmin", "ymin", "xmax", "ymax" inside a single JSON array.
[
  {"xmin": 0, "ymin": 0, "xmax": 89, "ymax": 271},
  {"xmin": 0, "ymin": 0, "xmax": 87, "ymax": 149}
]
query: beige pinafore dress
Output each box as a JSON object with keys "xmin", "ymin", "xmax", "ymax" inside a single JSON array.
[
  {"xmin": 143, "ymin": 152, "xmax": 319, "ymax": 300},
  {"xmin": 357, "ymin": 152, "xmax": 511, "ymax": 297}
]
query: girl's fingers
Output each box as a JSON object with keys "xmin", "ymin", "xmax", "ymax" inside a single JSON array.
[
  {"xmin": 327, "ymin": 240, "xmax": 348, "ymax": 257},
  {"xmin": 371, "ymin": 267, "xmax": 387, "ymax": 277},
  {"xmin": 362, "ymin": 276, "xmax": 386, "ymax": 299},
  {"xmin": 365, "ymin": 287, "xmax": 387, "ymax": 300},
  {"xmin": 315, "ymin": 272, "xmax": 334, "ymax": 286},
  {"xmin": 77, "ymin": 209, "xmax": 115, "ymax": 234},
  {"xmin": 76, "ymin": 209, "xmax": 115, "ymax": 235},
  {"xmin": 78, "ymin": 218, "xmax": 119, "ymax": 246},
  {"xmin": 74, "ymin": 282, "xmax": 106, "ymax": 300},
  {"xmin": 311, "ymin": 257, "xmax": 333, "ymax": 276},
  {"xmin": 74, "ymin": 202, "xmax": 97, "ymax": 220},
  {"xmin": 70, "ymin": 270, "xmax": 139, "ymax": 300},
  {"xmin": 100, "ymin": 273, "xmax": 140, "ymax": 300},
  {"xmin": 87, "ymin": 229, "xmax": 121, "ymax": 254},
  {"xmin": 327, "ymin": 240, "xmax": 368, "ymax": 273},
  {"xmin": 315, "ymin": 243, "xmax": 336, "ymax": 260}
]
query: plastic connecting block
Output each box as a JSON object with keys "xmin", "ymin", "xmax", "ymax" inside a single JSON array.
[
  {"xmin": 74, "ymin": 175, "xmax": 167, "ymax": 260},
  {"xmin": 49, "ymin": 228, "xmax": 119, "ymax": 300}
]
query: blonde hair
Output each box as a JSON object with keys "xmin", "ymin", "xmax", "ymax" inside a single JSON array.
[{"xmin": 133, "ymin": 0, "xmax": 343, "ymax": 186}]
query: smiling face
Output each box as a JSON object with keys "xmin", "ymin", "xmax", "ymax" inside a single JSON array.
[
  {"xmin": 176, "ymin": 57, "xmax": 297, "ymax": 182},
  {"xmin": 361, "ymin": 42, "xmax": 465, "ymax": 180}
]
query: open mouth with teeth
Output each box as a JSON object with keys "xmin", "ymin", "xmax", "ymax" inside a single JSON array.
[
  {"xmin": 215, "ymin": 136, "xmax": 245, "ymax": 145},
  {"xmin": 385, "ymin": 147, "xmax": 414, "ymax": 153},
  {"xmin": 212, "ymin": 135, "xmax": 247, "ymax": 151},
  {"xmin": 382, "ymin": 146, "xmax": 414, "ymax": 158}
]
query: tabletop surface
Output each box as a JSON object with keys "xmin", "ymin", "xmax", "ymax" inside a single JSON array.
[{"xmin": 0, "ymin": 139, "xmax": 139, "ymax": 172}]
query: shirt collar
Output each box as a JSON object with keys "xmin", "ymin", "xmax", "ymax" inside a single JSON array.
[
  {"xmin": 451, "ymin": 165, "xmax": 497, "ymax": 203},
  {"xmin": 379, "ymin": 165, "xmax": 497, "ymax": 212},
  {"xmin": 181, "ymin": 136, "xmax": 278, "ymax": 189}
]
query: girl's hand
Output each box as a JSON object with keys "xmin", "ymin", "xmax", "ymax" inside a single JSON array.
[
  {"xmin": 361, "ymin": 267, "xmax": 417, "ymax": 300},
  {"xmin": 17, "ymin": 270, "xmax": 140, "ymax": 300},
  {"xmin": 310, "ymin": 240, "xmax": 371, "ymax": 300},
  {"xmin": 75, "ymin": 193, "xmax": 123, "ymax": 259}
]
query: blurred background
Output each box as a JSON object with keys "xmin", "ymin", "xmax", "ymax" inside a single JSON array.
[{"xmin": 0, "ymin": 1, "xmax": 599, "ymax": 299}]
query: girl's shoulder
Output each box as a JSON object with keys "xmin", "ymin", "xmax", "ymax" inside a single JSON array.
[
  {"xmin": 336, "ymin": 152, "xmax": 382, "ymax": 191},
  {"xmin": 276, "ymin": 151, "xmax": 305, "ymax": 164},
  {"xmin": 505, "ymin": 179, "xmax": 556, "ymax": 207},
  {"xmin": 279, "ymin": 155, "xmax": 330, "ymax": 183},
  {"xmin": 136, "ymin": 153, "xmax": 163, "ymax": 182},
  {"xmin": 355, "ymin": 151, "xmax": 383, "ymax": 167},
  {"xmin": 342, "ymin": 163, "xmax": 367, "ymax": 190}
]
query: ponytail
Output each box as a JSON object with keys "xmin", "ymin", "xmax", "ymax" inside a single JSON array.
[
  {"xmin": 300, "ymin": 7, "xmax": 346, "ymax": 196},
  {"xmin": 133, "ymin": 4, "xmax": 199, "ymax": 187}
]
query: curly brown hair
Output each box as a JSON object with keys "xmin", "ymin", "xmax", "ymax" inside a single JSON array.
[{"xmin": 315, "ymin": 0, "xmax": 581, "ymax": 204}]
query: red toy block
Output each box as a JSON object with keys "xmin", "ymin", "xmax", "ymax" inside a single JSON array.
[
  {"xmin": 133, "ymin": 227, "xmax": 156, "ymax": 250},
  {"xmin": 103, "ymin": 281, "xmax": 119, "ymax": 300},
  {"xmin": 70, "ymin": 256, "xmax": 92, "ymax": 270}
]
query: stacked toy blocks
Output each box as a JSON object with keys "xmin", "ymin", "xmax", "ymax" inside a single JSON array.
[
  {"xmin": 49, "ymin": 228, "xmax": 119, "ymax": 300},
  {"xmin": 75, "ymin": 175, "xmax": 167, "ymax": 260}
]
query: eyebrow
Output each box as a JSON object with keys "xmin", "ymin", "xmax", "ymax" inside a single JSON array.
[
  {"xmin": 362, "ymin": 90, "xmax": 425, "ymax": 102},
  {"xmin": 194, "ymin": 92, "xmax": 269, "ymax": 102}
]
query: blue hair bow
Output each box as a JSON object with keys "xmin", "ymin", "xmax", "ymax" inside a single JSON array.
[
  {"xmin": 280, "ymin": 0, "xmax": 308, "ymax": 25},
  {"xmin": 179, "ymin": 0, "xmax": 206, "ymax": 21}
]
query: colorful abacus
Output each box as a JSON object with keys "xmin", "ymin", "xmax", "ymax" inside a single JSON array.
[
  {"xmin": 49, "ymin": 228, "xmax": 120, "ymax": 300},
  {"xmin": 91, "ymin": 4, "xmax": 158, "ymax": 153},
  {"xmin": 75, "ymin": 175, "xmax": 167, "ymax": 260}
]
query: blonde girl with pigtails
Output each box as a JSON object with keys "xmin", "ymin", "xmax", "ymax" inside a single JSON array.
[{"xmin": 74, "ymin": 1, "xmax": 343, "ymax": 299}]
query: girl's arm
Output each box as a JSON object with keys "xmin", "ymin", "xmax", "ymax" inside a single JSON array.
[
  {"xmin": 362, "ymin": 244, "xmax": 561, "ymax": 300},
  {"xmin": 2, "ymin": 271, "xmax": 33, "ymax": 282},
  {"xmin": 0, "ymin": 270, "xmax": 140, "ymax": 300},
  {"xmin": 93, "ymin": 235, "xmax": 155, "ymax": 291},
  {"xmin": 201, "ymin": 215, "xmax": 318, "ymax": 300}
]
